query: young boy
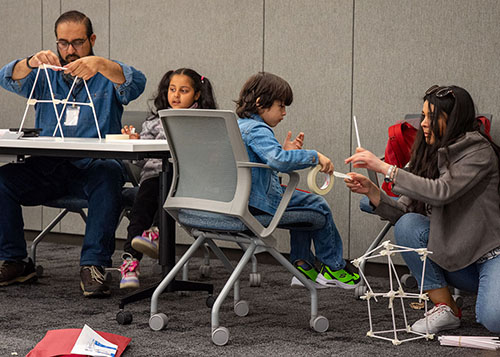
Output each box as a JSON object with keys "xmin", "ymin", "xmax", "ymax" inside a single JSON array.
[{"xmin": 236, "ymin": 72, "xmax": 359, "ymax": 289}]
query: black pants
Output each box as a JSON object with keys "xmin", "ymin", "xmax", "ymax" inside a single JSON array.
[{"xmin": 123, "ymin": 176, "xmax": 160, "ymax": 260}]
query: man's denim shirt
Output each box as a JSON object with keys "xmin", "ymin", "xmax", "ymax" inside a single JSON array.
[
  {"xmin": 238, "ymin": 114, "xmax": 319, "ymax": 215},
  {"xmin": 0, "ymin": 58, "xmax": 146, "ymax": 138}
]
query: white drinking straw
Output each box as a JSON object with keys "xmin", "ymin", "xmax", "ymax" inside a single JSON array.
[{"xmin": 353, "ymin": 115, "xmax": 361, "ymax": 148}]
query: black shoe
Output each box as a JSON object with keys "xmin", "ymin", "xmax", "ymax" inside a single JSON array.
[
  {"xmin": 80, "ymin": 265, "xmax": 111, "ymax": 297},
  {"xmin": 0, "ymin": 258, "xmax": 37, "ymax": 286}
]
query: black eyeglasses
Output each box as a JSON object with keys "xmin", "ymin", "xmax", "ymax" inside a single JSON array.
[
  {"xmin": 56, "ymin": 38, "xmax": 88, "ymax": 50},
  {"xmin": 425, "ymin": 85, "xmax": 455, "ymax": 98}
]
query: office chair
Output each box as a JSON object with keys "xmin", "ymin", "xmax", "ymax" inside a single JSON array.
[
  {"xmin": 148, "ymin": 109, "xmax": 329, "ymax": 345},
  {"xmin": 29, "ymin": 111, "xmax": 148, "ymax": 276},
  {"xmin": 354, "ymin": 113, "xmax": 492, "ymax": 307}
]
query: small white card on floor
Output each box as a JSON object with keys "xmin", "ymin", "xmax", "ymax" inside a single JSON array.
[{"xmin": 70, "ymin": 324, "xmax": 118, "ymax": 357}]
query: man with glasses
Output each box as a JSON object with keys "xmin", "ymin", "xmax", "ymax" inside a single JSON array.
[{"xmin": 0, "ymin": 10, "xmax": 146, "ymax": 297}]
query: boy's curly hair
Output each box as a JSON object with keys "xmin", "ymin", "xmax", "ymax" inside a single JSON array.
[{"xmin": 235, "ymin": 72, "xmax": 293, "ymax": 118}]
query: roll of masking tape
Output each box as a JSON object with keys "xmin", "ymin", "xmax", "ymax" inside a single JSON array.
[
  {"xmin": 307, "ymin": 165, "xmax": 333, "ymax": 195},
  {"xmin": 105, "ymin": 134, "xmax": 129, "ymax": 140}
]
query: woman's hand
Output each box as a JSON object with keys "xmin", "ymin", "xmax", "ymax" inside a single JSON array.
[
  {"xmin": 345, "ymin": 147, "xmax": 391, "ymax": 175},
  {"xmin": 317, "ymin": 152, "xmax": 334, "ymax": 175},
  {"xmin": 345, "ymin": 172, "xmax": 381, "ymax": 207},
  {"xmin": 283, "ymin": 131, "xmax": 304, "ymax": 150},
  {"xmin": 121, "ymin": 125, "xmax": 140, "ymax": 139}
]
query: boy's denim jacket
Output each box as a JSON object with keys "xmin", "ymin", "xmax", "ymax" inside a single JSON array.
[{"xmin": 238, "ymin": 114, "xmax": 319, "ymax": 215}]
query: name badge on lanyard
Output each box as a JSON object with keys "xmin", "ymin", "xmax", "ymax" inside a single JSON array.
[{"xmin": 65, "ymin": 105, "xmax": 80, "ymax": 126}]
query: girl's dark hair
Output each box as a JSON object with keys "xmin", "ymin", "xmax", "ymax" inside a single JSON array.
[
  {"xmin": 409, "ymin": 85, "xmax": 500, "ymax": 213},
  {"xmin": 151, "ymin": 68, "xmax": 217, "ymax": 114},
  {"xmin": 235, "ymin": 72, "xmax": 293, "ymax": 118},
  {"xmin": 55, "ymin": 10, "xmax": 93, "ymax": 38}
]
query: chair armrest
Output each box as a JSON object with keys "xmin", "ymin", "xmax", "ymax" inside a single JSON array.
[
  {"xmin": 260, "ymin": 171, "xmax": 299, "ymax": 237},
  {"xmin": 236, "ymin": 161, "xmax": 270, "ymax": 169},
  {"xmin": 236, "ymin": 161, "xmax": 300, "ymax": 238}
]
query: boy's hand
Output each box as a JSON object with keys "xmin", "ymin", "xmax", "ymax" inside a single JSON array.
[
  {"xmin": 317, "ymin": 152, "xmax": 334, "ymax": 175},
  {"xmin": 283, "ymin": 131, "xmax": 304, "ymax": 150},
  {"xmin": 121, "ymin": 125, "xmax": 140, "ymax": 139}
]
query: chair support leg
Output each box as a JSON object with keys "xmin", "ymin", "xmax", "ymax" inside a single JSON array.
[
  {"xmin": 205, "ymin": 239, "xmax": 234, "ymax": 272},
  {"xmin": 151, "ymin": 234, "xmax": 207, "ymax": 315},
  {"xmin": 267, "ymin": 247, "xmax": 319, "ymax": 319},
  {"xmin": 211, "ymin": 241, "xmax": 257, "ymax": 330},
  {"xmin": 205, "ymin": 239, "xmax": 241, "ymax": 302},
  {"xmin": 30, "ymin": 209, "xmax": 70, "ymax": 265}
]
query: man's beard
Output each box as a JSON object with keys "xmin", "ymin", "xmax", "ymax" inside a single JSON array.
[
  {"xmin": 57, "ymin": 47, "xmax": 95, "ymax": 66},
  {"xmin": 58, "ymin": 47, "xmax": 94, "ymax": 84}
]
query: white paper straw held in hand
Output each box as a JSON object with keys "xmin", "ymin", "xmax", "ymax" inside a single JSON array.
[
  {"xmin": 353, "ymin": 115, "xmax": 361, "ymax": 148},
  {"xmin": 352, "ymin": 115, "xmax": 366, "ymax": 165}
]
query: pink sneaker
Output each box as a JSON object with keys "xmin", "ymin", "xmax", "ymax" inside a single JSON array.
[
  {"xmin": 120, "ymin": 253, "xmax": 140, "ymax": 289},
  {"xmin": 131, "ymin": 226, "xmax": 159, "ymax": 259}
]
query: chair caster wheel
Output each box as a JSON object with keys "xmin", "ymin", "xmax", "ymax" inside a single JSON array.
[
  {"xmin": 212, "ymin": 326, "xmax": 229, "ymax": 346},
  {"xmin": 199, "ymin": 264, "xmax": 212, "ymax": 278},
  {"xmin": 355, "ymin": 285, "xmax": 367, "ymax": 300},
  {"xmin": 177, "ymin": 290, "xmax": 190, "ymax": 297},
  {"xmin": 234, "ymin": 300, "xmax": 249, "ymax": 317},
  {"xmin": 36, "ymin": 265, "xmax": 44, "ymax": 277},
  {"xmin": 453, "ymin": 294, "xmax": 464, "ymax": 309},
  {"xmin": 401, "ymin": 274, "xmax": 417, "ymax": 289},
  {"xmin": 206, "ymin": 295, "xmax": 216, "ymax": 308},
  {"xmin": 249, "ymin": 272, "xmax": 261, "ymax": 287},
  {"xmin": 116, "ymin": 311, "xmax": 133, "ymax": 325},
  {"xmin": 310, "ymin": 315, "xmax": 329, "ymax": 333},
  {"xmin": 149, "ymin": 313, "xmax": 168, "ymax": 331}
]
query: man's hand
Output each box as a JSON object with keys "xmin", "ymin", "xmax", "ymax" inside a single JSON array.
[
  {"xmin": 64, "ymin": 56, "xmax": 102, "ymax": 81},
  {"xmin": 29, "ymin": 50, "xmax": 62, "ymax": 68},
  {"xmin": 283, "ymin": 131, "xmax": 304, "ymax": 150},
  {"xmin": 12, "ymin": 50, "xmax": 62, "ymax": 80}
]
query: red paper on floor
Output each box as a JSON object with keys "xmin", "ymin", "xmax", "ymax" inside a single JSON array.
[{"xmin": 26, "ymin": 328, "xmax": 131, "ymax": 357}]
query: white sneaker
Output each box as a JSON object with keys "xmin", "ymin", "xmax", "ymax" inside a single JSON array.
[{"xmin": 411, "ymin": 303, "xmax": 461, "ymax": 334}]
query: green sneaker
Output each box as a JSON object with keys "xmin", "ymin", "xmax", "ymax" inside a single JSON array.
[
  {"xmin": 316, "ymin": 263, "xmax": 360, "ymax": 289},
  {"xmin": 291, "ymin": 262, "xmax": 328, "ymax": 289}
]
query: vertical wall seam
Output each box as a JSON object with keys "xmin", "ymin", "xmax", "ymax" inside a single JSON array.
[
  {"xmin": 40, "ymin": 0, "xmax": 44, "ymax": 50},
  {"xmin": 108, "ymin": 0, "xmax": 111, "ymax": 59},
  {"xmin": 262, "ymin": 0, "xmax": 265, "ymax": 72},
  {"xmin": 348, "ymin": 0, "xmax": 356, "ymax": 258}
]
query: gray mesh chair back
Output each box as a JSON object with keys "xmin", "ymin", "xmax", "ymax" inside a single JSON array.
[{"xmin": 148, "ymin": 109, "xmax": 329, "ymax": 345}]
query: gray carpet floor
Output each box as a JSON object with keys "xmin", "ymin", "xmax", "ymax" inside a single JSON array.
[{"xmin": 0, "ymin": 241, "xmax": 498, "ymax": 356}]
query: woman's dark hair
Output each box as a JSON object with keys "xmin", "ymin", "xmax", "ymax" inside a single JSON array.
[
  {"xmin": 409, "ymin": 85, "xmax": 500, "ymax": 213},
  {"xmin": 235, "ymin": 72, "xmax": 293, "ymax": 118},
  {"xmin": 54, "ymin": 10, "xmax": 93, "ymax": 38},
  {"xmin": 151, "ymin": 68, "xmax": 217, "ymax": 113}
]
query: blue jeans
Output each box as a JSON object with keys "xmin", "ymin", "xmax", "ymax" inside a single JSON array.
[
  {"xmin": 287, "ymin": 190, "xmax": 345, "ymax": 270},
  {"xmin": 0, "ymin": 157, "xmax": 125, "ymax": 267},
  {"xmin": 394, "ymin": 212, "xmax": 500, "ymax": 333}
]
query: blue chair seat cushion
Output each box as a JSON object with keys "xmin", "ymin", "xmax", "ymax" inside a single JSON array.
[
  {"xmin": 43, "ymin": 186, "xmax": 139, "ymax": 212},
  {"xmin": 178, "ymin": 209, "xmax": 325, "ymax": 232}
]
